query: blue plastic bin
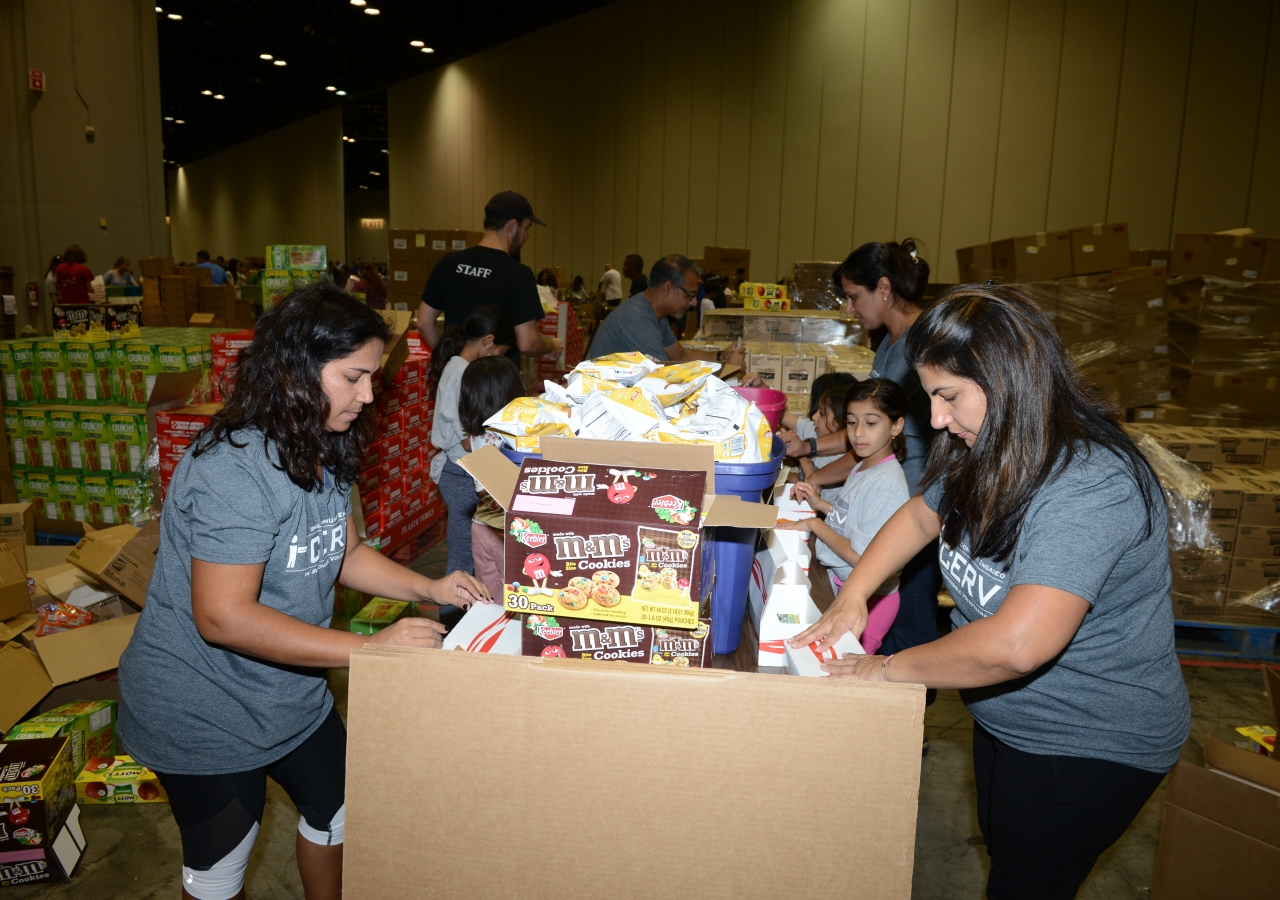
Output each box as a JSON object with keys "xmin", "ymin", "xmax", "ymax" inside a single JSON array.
[{"xmin": 500, "ymin": 437, "xmax": 784, "ymax": 656}]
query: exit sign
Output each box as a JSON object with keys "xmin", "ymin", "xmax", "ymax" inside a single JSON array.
[
  {"xmin": 28, "ymin": 70, "xmax": 45, "ymax": 91},
  {"xmin": 361, "ymin": 218, "xmax": 385, "ymax": 230}
]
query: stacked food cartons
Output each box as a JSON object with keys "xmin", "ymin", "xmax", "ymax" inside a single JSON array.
[{"xmin": 534, "ymin": 302, "xmax": 585, "ymax": 384}]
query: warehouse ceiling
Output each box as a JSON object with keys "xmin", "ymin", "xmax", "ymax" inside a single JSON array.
[{"xmin": 154, "ymin": 0, "xmax": 612, "ymax": 181}]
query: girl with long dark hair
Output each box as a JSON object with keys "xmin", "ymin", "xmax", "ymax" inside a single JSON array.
[
  {"xmin": 118, "ymin": 283, "xmax": 490, "ymax": 900},
  {"xmin": 792, "ymin": 284, "xmax": 1190, "ymax": 899}
]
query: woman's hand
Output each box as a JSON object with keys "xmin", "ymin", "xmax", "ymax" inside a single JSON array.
[
  {"xmin": 821, "ymin": 654, "xmax": 886, "ymax": 680},
  {"xmin": 790, "ymin": 481, "xmax": 830, "ymax": 513},
  {"xmin": 368, "ymin": 617, "xmax": 447, "ymax": 649},
  {"xmin": 790, "ymin": 591, "xmax": 869, "ymax": 652},
  {"xmin": 781, "ymin": 431, "xmax": 808, "ymax": 458},
  {"xmin": 740, "ymin": 372, "xmax": 767, "ymax": 388},
  {"xmin": 425, "ymin": 571, "xmax": 493, "ymax": 608}
]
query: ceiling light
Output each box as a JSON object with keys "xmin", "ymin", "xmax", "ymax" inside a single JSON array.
[
  {"xmin": 370, "ymin": 171, "xmax": 380, "ymax": 176},
  {"xmin": 421, "ymin": 47, "xmax": 434, "ymax": 54},
  {"xmin": 164, "ymin": 116, "xmax": 173, "ymax": 121},
  {"xmin": 167, "ymin": 12, "xmax": 182, "ymax": 19},
  {"xmin": 359, "ymin": 185, "xmax": 369, "ymax": 190},
  {"xmin": 350, "ymin": 0, "xmax": 366, "ymax": 5},
  {"xmin": 259, "ymin": 53, "xmax": 273, "ymax": 60},
  {"xmin": 155, "ymin": 6, "xmax": 163, "ymax": 11},
  {"xmin": 381, "ymin": 148, "xmax": 388, "ymax": 153},
  {"xmin": 273, "ymin": 60, "xmax": 286, "ymax": 66},
  {"xmin": 410, "ymin": 41, "xmax": 424, "ymax": 47},
  {"xmin": 201, "ymin": 90, "xmax": 212, "ymax": 96},
  {"xmin": 336, "ymin": 90, "xmax": 347, "ymax": 96},
  {"xmin": 175, "ymin": 119, "xmax": 185, "ymax": 124},
  {"xmin": 364, "ymin": 8, "xmax": 380, "ymax": 14},
  {"xmin": 214, "ymin": 94, "xmax": 225, "ymax": 100},
  {"xmin": 325, "ymin": 85, "xmax": 336, "ymax": 91}
]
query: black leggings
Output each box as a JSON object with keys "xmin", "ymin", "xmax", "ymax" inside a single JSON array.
[
  {"xmin": 155, "ymin": 707, "xmax": 347, "ymax": 870},
  {"xmin": 972, "ymin": 722, "xmax": 1166, "ymax": 900}
]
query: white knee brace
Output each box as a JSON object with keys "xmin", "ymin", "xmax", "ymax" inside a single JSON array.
[
  {"xmin": 297, "ymin": 803, "xmax": 344, "ymax": 846},
  {"xmin": 181, "ymin": 822, "xmax": 259, "ymax": 900}
]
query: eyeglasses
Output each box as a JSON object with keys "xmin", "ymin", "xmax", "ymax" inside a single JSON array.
[{"xmin": 671, "ymin": 284, "xmax": 698, "ymax": 301}]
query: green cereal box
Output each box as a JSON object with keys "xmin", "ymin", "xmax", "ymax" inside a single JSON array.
[
  {"xmin": 21, "ymin": 409, "xmax": 54, "ymax": 470},
  {"xmin": 5, "ymin": 700, "xmax": 117, "ymax": 776},
  {"xmin": 81, "ymin": 474, "xmax": 116, "ymax": 523},
  {"xmin": 112, "ymin": 340, "xmax": 129, "ymax": 404},
  {"xmin": 158, "ymin": 344, "xmax": 189, "ymax": 373},
  {"xmin": 27, "ymin": 469, "xmax": 56, "ymax": 520},
  {"xmin": 0, "ymin": 341, "xmax": 18, "ymax": 404},
  {"xmin": 76, "ymin": 411, "xmax": 112, "ymax": 472},
  {"xmin": 89, "ymin": 340, "xmax": 114, "ymax": 404},
  {"xmin": 12, "ymin": 470, "xmax": 31, "ymax": 502},
  {"xmin": 4, "ymin": 407, "xmax": 23, "ymax": 470},
  {"xmin": 108, "ymin": 413, "xmax": 145, "ymax": 473},
  {"xmin": 9, "ymin": 339, "xmax": 38, "ymax": 405},
  {"xmin": 49, "ymin": 409, "xmax": 82, "ymax": 472},
  {"xmin": 62, "ymin": 340, "xmax": 102, "ymax": 404},
  {"xmin": 262, "ymin": 269, "xmax": 293, "ymax": 313},
  {"xmin": 124, "ymin": 344, "xmax": 158, "ymax": 408},
  {"xmin": 35, "ymin": 340, "xmax": 67, "ymax": 404},
  {"xmin": 110, "ymin": 474, "xmax": 142, "ymax": 523},
  {"xmin": 53, "ymin": 473, "xmax": 85, "ymax": 521},
  {"xmin": 265, "ymin": 244, "xmax": 327, "ymax": 271}
]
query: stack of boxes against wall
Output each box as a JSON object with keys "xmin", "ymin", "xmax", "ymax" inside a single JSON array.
[
  {"xmin": 138, "ymin": 256, "xmax": 253, "ymax": 330},
  {"xmin": 387, "ymin": 229, "xmax": 483, "ymax": 312},
  {"xmin": 1128, "ymin": 423, "xmax": 1280, "ymax": 620}
]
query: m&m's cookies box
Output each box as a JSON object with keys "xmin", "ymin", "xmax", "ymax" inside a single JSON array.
[
  {"xmin": 522, "ymin": 615, "xmax": 712, "ymax": 667},
  {"xmin": 0, "ymin": 736, "xmax": 84, "ymax": 887},
  {"xmin": 75, "ymin": 755, "xmax": 168, "ymax": 805}
]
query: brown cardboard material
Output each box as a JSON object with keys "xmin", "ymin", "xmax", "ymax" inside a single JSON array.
[
  {"xmin": 1235, "ymin": 525, "xmax": 1280, "ymax": 559},
  {"xmin": 1170, "ymin": 233, "xmax": 1213, "ymax": 277},
  {"xmin": 992, "ymin": 231, "xmax": 1074, "ymax": 282},
  {"xmin": 0, "ymin": 642, "xmax": 55, "ymax": 733},
  {"xmin": 1130, "ymin": 249, "xmax": 1171, "ymax": 269},
  {"xmin": 0, "ymin": 543, "xmax": 30, "ymax": 620},
  {"xmin": 1205, "ymin": 233, "xmax": 1266, "ymax": 281},
  {"xmin": 23, "ymin": 545, "xmax": 70, "ymax": 571},
  {"xmin": 31, "ymin": 614, "xmax": 138, "ymax": 686},
  {"xmin": 66, "ymin": 521, "xmax": 158, "ymax": 607},
  {"xmin": 1228, "ymin": 557, "xmax": 1280, "ymax": 594},
  {"xmin": 343, "ymin": 648, "xmax": 926, "ymax": 899},
  {"xmin": 1069, "ymin": 222, "xmax": 1130, "ymax": 275},
  {"xmin": 955, "ymin": 243, "xmax": 993, "ymax": 283}
]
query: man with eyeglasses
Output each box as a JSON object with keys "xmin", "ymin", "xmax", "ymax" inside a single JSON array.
[{"xmin": 586, "ymin": 254, "xmax": 745, "ymax": 366}]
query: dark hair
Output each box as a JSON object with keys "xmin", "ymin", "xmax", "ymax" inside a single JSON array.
[
  {"xmin": 227, "ymin": 258, "xmax": 241, "ymax": 275},
  {"xmin": 113, "ymin": 256, "xmax": 129, "ymax": 270},
  {"xmin": 426, "ymin": 305, "xmax": 517, "ymax": 400},
  {"xmin": 63, "ymin": 245, "xmax": 87, "ymax": 265},
  {"xmin": 571, "ymin": 275, "xmax": 585, "ymax": 293},
  {"xmin": 483, "ymin": 214, "xmax": 521, "ymax": 230},
  {"xmin": 195, "ymin": 282, "xmax": 390, "ymax": 492},
  {"xmin": 905, "ymin": 284, "xmax": 1158, "ymax": 566},
  {"xmin": 649, "ymin": 254, "xmax": 701, "ymax": 290},
  {"xmin": 46, "ymin": 255, "xmax": 62, "ymax": 275},
  {"xmin": 196, "ymin": 250, "xmax": 210, "ymax": 262},
  {"xmin": 536, "ymin": 269, "xmax": 559, "ymax": 289},
  {"xmin": 807, "ymin": 372, "xmax": 858, "ymax": 418},
  {"xmin": 458, "ymin": 357, "xmax": 525, "ymax": 436},
  {"xmin": 832, "ymin": 239, "xmax": 929, "ymax": 307},
  {"xmin": 844, "ymin": 378, "xmax": 908, "ymax": 463},
  {"xmin": 358, "ymin": 262, "xmax": 383, "ymax": 289},
  {"xmin": 625, "ymin": 253, "xmax": 644, "ymax": 271}
]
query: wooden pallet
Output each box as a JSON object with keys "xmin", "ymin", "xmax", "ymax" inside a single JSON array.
[{"xmin": 1174, "ymin": 617, "xmax": 1280, "ymax": 661}]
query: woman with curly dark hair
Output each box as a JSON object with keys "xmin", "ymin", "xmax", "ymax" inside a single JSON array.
[{"xmin": 117, "ymin": 283, "xmax": 490, "ymax": 900}]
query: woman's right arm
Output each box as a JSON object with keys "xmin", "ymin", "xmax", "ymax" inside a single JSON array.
[
  {"xmin": 191, "ymin": 559, "xmax": 445, "ymax": 669},
  {"xmin": 790, "ymin": 494, "xmax": 941, "ymax": 651}
]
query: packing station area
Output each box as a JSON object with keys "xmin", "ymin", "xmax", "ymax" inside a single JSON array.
[{"xmin": 2, "ymin": 2, "xmax": 1280, "ymax": 899}]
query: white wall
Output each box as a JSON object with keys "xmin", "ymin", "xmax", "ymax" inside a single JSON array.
[{"xmin": 388, "ymin": 0, "xmax": 1280, "ymax": 284}]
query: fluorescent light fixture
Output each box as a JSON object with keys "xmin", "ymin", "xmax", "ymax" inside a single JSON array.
[
  {"xmin": 201, "ymin": 90, "xmax": 212, "ymax": 95},
  {"xmin": 273, "ymin": 60, "xmax": 287, "ymax": 66},
  {"xmin": 214, "ymin": 94, "xmax": 225, "ymax": 100},
  {"xmin": 421, "ymin": 47, "xmax": 434, "ymax": 54},
  {"xmin": 336, "ymin": 90, "xmax": 347, "ymax": 96},
  {"xmin": 260, "ymin": 53, "xmax": 273, "ymax": 60},
  {"xmin": 167, "ymin": 12, "xmax": 181, "ymax": 19},
  {"xmin": 410, "ymin": 41, "xmax": 424, "ymax": 47}
]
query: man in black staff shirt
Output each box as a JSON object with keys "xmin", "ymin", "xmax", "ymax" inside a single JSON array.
[{"xmin": 417, "ymin": 191, "xmax": 562, "ymax": 365}]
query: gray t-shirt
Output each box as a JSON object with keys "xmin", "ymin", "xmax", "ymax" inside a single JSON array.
[
  {"xmin": 430, "ymin": 355, "xmax": 469, "ymax": 483},
  {"xmin": 923, "ymin": 446, "xmax": 1190, "ymax": 772},
  {"xmin": 118, "ymin": 429, "xmax": 351, "ymax": 774},
  {"xmin": 817, "ymin": 457, "xmax": 909, "ymax": 591},
  {"xmin": 587, "ymin": 293, "xmax": 674, "ymax": 360},
  {"xmin": 871, "ymin": 328, "xmax": 932, "ymax": 494}
]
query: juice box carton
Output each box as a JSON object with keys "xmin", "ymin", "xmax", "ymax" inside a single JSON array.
[
  {"xmin": 5, "ymin": 701, "xmax": 117, "ymax": 776},
  {"xmin": 0, "ymin": 737, "xmax": 84, "ymax": 887},
  {"xmin": 53, "ymin": 474, "xmax": 86, "ymax": 521},
  {"xmin": 21, "ymin": 409, "xmax": 54, "ymax": 470},
  {"xmin": 350, "ymin": 597, "xmax": 410, "ymax": 634},
  {"xmin": 108, "ymin": 413, "xmax": 146, "ymax": 474},
  {"xmin": 76, "ymin": 755, "xmax": 167, "ymax": 805},
  {"xmin": 49, "ymin": 409, "xmax": 82, "ymax": 472},
  {"xmin": 4, "ymin": 407, "xmax": 23, "ymax": 469},
  {"xmin": 7, "ymin": 339, "xmax": 38, "ymax": 405},
  {"xmin": 35, "ymin": 340, "xmax": 67, "ymax": 404},
  {"xmin": 76, "ymin": 411, "xmax": 112, "ymax": 472}
]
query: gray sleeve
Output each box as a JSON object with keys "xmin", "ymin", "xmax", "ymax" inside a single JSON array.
[
  {"xmin": 184, "ymin": 449, "xmax": 279, "ymax": 565},
  {"xmin": 922, "ymin": 474, "xmax": 944, "ymax": 512},
  {"xmin": 793, "ymin": 417, "xmax": 816, "ymax": 440},
  {"xmin": 846, "ymin": 471, "xmax": 910, "ymax": 555},
  {"xmin": 659, "ymin": 316, "xmax": 676, "ymax": 350},
  {"xmin": 431, "ymin": 360, "xmax": 467, "ymax": 459}
]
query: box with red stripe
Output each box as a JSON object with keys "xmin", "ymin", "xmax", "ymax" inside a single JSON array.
[{"xmin": 440, "ymin": 602, "xmax": 521, "ymax": 654}]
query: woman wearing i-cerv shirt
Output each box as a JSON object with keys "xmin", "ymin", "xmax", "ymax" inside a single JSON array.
[
  {"xmin": 117, "ymin": 283, "xmax": 492, "ymax": 900},
  {"xmin": 792, "ymin": 284, "xmax": 1190, "ymax": 900}
]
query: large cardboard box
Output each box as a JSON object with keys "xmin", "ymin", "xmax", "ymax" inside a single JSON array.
[
  {"xmin": 0, "ymin": 543, "xmax": 29, "ymax": 620},
  {"xmin": 1169, "ymin": 233, "xmax": 1213, "ymax": 277},
  {"xmin": 992, "ymin": 231, "xmax": 1074, "ymax": 282},
  {"xmin": 5, "ymin": 700, "xmax": 116, "ymax": 775},
  {"xmin": 955, "ymin": 242, "xmax": 994, "ymax": 283},
  {"xmin": 0, "ymin": 737, "xmax": 85, "ymax": 887},
  {"xmin": 343, "ymin": 647, "xmax": 926, "ymax": 899},
  {"xmin": 1206, "ymin": 233, "xmax": 1266, "ymax": 281},
  {"xmin": 1069, "ymin": 222, "xmax": 1130, "ymax": 275},
  {"xmin": 66, "ymin": 521, "xmax": 158, "ymax": 607}
]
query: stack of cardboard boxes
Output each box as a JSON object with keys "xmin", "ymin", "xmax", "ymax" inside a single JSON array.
[
  {"xmin": 1167, "ymin": 231, "xmax": 1280, "ymax": 282},
  {"xmin": 532, "ymin": 302, "xmax": 586, "ymax": 385},
  {"xmin": 387, "ymin": 229, "xmax": 484, "ymax": 311},
  {"xmin": 1130, "ymin": 423, "xmax": 1280, "ymax": 619},
  {"xmin": 691, "ymin": 245, "xmax": 751, "ymax": 285}
]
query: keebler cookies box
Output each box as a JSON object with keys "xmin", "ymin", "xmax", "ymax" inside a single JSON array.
[
  {"xmin": 504, "ymin": 460, "xmax": 707, "ymax": 628},
  {"xmin": 0, "ymin": 737, "xmax": 84, "ymax": 887},
  {"xmin": 522, "ymin": 614, "xmax": 712, "ymax": 667}
]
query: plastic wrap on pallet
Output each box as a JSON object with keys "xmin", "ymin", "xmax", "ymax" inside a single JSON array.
[
  {"xmin": 1229, "ymin": 581, "xmax": 1280, "ymax": 615},
  {"xmin": 789, "ymin": 262, "xmax": 845, "ymax": 311},
  {"xmin": 1130, "ymin": 431, "xmax": 1218, "ymax": 552}
]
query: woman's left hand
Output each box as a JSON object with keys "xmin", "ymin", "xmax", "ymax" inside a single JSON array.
[
  {"xmin": 427, "ymin": 571, "xmax": 493, "ymax": 608},
  {"xmin": 821, "ymin": 654, "xmax": 887, "ymax": 680}
]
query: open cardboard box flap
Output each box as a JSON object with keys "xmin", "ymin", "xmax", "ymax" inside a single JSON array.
[
  {"xmin": 1202, "ymin": 665, "xmax": 1280, "ymax": 792},
  {"xmin": 0, "ymin": 642, "xmax": 55, "ymax": 733},
  {"xmin": 343, "ymin": 647, "xmax": 925, "ymax": 899},
  {"xmin": 458, "ymin": 439, "xmax": 778, "ymax": 529},
  {"xmin": 31, "ymin": 613, "xmax": 138, "ymax": 686},
  {"xmin": 67, "ymin": 521, "xmax": 159, "ymax": 607}
]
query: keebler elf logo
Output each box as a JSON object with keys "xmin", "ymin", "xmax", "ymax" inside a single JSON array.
[
  {"xmin": 509, "ymin": 517, "xmax": 547, "ymax": 548},
  {"xmin": 525, "ymin": 614, "xmax": 564, "ymax": 641},
  {"xmin": 651, "ymin": 495, "xmax": 698, "ymax": 526}
]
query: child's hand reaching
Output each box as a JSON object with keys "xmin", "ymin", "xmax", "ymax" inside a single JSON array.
[{"xmin": 792, "ymin": 481, "xmax": 832, "ymax": 514}]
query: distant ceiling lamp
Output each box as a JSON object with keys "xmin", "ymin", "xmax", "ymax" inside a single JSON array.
[
  {"xmin": 336, "ymin": 90, "xmax": 347, "ymax": 96},
  {"xmin": 381, "ymin": 148, "xmax": 388, "ymax": 154},
  {"xmin": 325, "ymin": 86, "xmax": 337, "ymax": 91},
  {"xmin": 155, "ymin": 6, "xmax": 163, "ymax": 11},
  {"xmin": 421, "ymin": 47, "xmax": 434, "ymax": 53},
  {"xmin": 167, "ymin": 12, "xmax": 182, "ymax": 19},
  {"xmin": 273, "ymin": 60, "xmax": 287, "ymax": 66},
  {"xmin": 370, "ymin": 171, "xmax": 380, "ymax": 176},
  {"xmin": 164, "ymin": 116, "xmax": 173, "ymax": 121},
  {"xmin": 410, "ymin": 41, "xmax": 424, "ymax": 47},
  {"xmin": 350, "ymin": 0, "xmax": 366, "ymax": 5},
  {"xmin": 201, "ymin": 90, "xmax": 212, "ymax": 95},
  {"xmin": 175, "ymin": 119, "xmax": 185, "ymax": 124},
  {"xmin": 259, "ymin": 53, "xmax": 273, "ymax": 60},
  {"xmin": 364, "ymin": 8, "xmax": 380, "ymax": 14},
  {"xmin": 214, "ymin": 94, "xmax": 225, "ymax": 100}
]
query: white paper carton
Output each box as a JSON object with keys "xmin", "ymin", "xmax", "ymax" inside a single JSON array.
[
  {"xmin": 773, "ymin": 483, "xmax": 817, "ymax": 520},
  {"xmin": 752, "ymin": 561, "xmax": 824, "ymax": 667},
  {"xmin": 784, "ymin": 630, "xmax": 866, "ymax": 677},
  {"xmin": 440, "ymin": 603, "xmax": 521, "ymax": 654}
]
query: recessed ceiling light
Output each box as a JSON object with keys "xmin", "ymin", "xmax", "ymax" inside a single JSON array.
[
  {"xmin": 164, "ymin": 116, "xmax": 173, "ymax": 121},
  {"xmin": 336, "ymin": 90, "xmax": 347, "ymax": 96},
  {"xmin": 410, "ymin": 41, "xmax": 424, "ymax": 47},
  {"xmin": 259, "ymin": 53, "xmax": 273, "ymax": 60},
  {"xmin": 350, "ymin": 0, "xmax": 366, "ymax": 5},
  {"xmin": 214, "ymin": 94, "xmax": 225, "ymax": 100},
  {"xmin": 370, "ymin": 171, "xmax": 380, "ymax": 176},
  {"xmin": 155, "ymin": 6, "xmax": 163, "ymax": 11},
  {"xmin": 364, "ymin": 8, "xmax": 380, "ymax": 14},
  {"xmin": 381, "ymin": 148, "xmax": 388, "ymax": 154},
  {"xmin": 273, "ymin": 60, "xmax": 286, "ymax": 66},
  {"xmin": 421, "ymin": 47, "xmax": 434, "ymax": 54},
  {"xmin": 167, "ymin": 12, "xmax": 181, "ymax": 19},
  {"xmin": 201, "ymin": 90, "xmax": 212, "ymax": 95},
  {"xmin": 325, "ymin": 86, "xmax": 337, "ymax": 91},
  {"xmin": 359, "ymin": 185, "xmax": 369, "ymax": 189},
  {"xmin": 175, "ymin": 119, "xmax": 185, "ymax": 124}
]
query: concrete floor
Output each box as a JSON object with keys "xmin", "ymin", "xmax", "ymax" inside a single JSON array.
[{"xmin": 11, "ymin": 540, "xmax": 1275, "ymax": 898}]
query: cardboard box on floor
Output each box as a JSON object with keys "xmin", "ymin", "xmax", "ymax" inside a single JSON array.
[
  {"xmin": 66, "ymin": 521, "xmax": 159, "ymax": 608},
  {"xmin": 343, "ymin": 647, "xmax": 926, "ymax": 899},
  {"xmin": 0, "ymin": 501, "xmax": 36, "ymax": 572},
  {"xmin": 1150, "ymin": 666, "xmax": 1280, "ymax": 898}
]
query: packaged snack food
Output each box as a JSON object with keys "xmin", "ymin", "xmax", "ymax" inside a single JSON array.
[{"xmin": 482, "ymin": 397, "xmax": 576, "ymax": 452}]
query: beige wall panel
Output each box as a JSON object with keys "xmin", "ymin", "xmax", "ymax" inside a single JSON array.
[
  {"xmin": 591, "ymin": 5, "xmax": 621, "ymax": 281},
  {"xmin": 515, "ymin": 35, "xmax": 540, "ymax": 262},
  {"xmin": 1172, "ymin": 0, "xmax": 1272, "ymax": 234},
  {"xmin": 570, "ymin": 13, "xmax": 598, "ymax": 281},
  {"xmin": 894, "ymin": 0, "xmax": 958, "ymax": 265},
  {"xmin": 1105, "ymin": 0, "xmax": 1195, "ymax": 250},
  {"xmin": 852, "ymin": 0, "xmax": 911, "ymax": 248},
  {"xmin": 634, "ymin": 1, "xmax": 668, "ymax": 268},
  {"xmin": 744, "ymin": 0, "xmax": 791, "ymax": 282},
  {"xmin": 550, "ymin": 26, "xmax": 576, "ymax": 271},
  {"xmin": 936, "ymin": 0, "xmax": 1010, "ymax": 281},
  {"xmin": 612, "ymin": 1, "xmax": 643, "ymax": 270},
  {"xmin": 686, "ymin": 0, "xmax": 725, "ymax": 265},
  {"xmin": 812, "ymin": 0, "xmax": 868, "ymax": 262},
  {"xmin": 533, "ymin": 40, "xmax": 559, "ymax": 271},
  {"xmin": 660, "ymin": 2, "xmax": 695, "ymax": 258},
  {"xmin": 1246, "ymin": 6, "xmax": 1280, "ymax": 237},
  {"xmin": 455, "ymin": 59, "xmax": 477, "ymax": 231},
  {"xmin": 1044, "ymin": 0, "xmax": 1126, "ymax": 231},
  {"xmin": 775, "ymin": 0, "xmax": 828, "ymax": 274},
  {"xmin": 497, "ymin": 43, "xmax": 521, "ymax": 193},
  {"xmin": 989, "ymin": 0, "xmax": 1065, "ymax": 238},
  {"xmin": 714, "ymin": 2, "xmax": 758, "ymax": 250}
]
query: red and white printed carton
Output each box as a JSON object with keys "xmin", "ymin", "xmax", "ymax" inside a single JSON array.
[
  {"xmin": 784, "ymin": 629, "xmax": 865, "ymax": 677},
  {"xmin": 749, "ymin": 559, "xmax": 821, "ymax": 668},
  {"xmin": 440, "ymin": 602, "xmax": 521, "ymax": 654}
]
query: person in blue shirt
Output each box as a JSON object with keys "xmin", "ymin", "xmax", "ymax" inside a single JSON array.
[{"xmin": 195, "ymin": 250, "xmax": 227, "ymax": 286}]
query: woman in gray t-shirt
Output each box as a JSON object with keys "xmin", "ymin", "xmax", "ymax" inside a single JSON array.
[
  {"xmin": 118, "ymin": 284, "xmax": 491, "ymax": 900},
  {"xmin": 792, "ymin": 284, "xmax": 1190, "ymax": 899}
]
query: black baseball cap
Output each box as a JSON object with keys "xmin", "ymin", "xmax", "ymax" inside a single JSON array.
[{"xmin": 485, "ymin": 190, "xmax": 545, "ymax": 227}]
